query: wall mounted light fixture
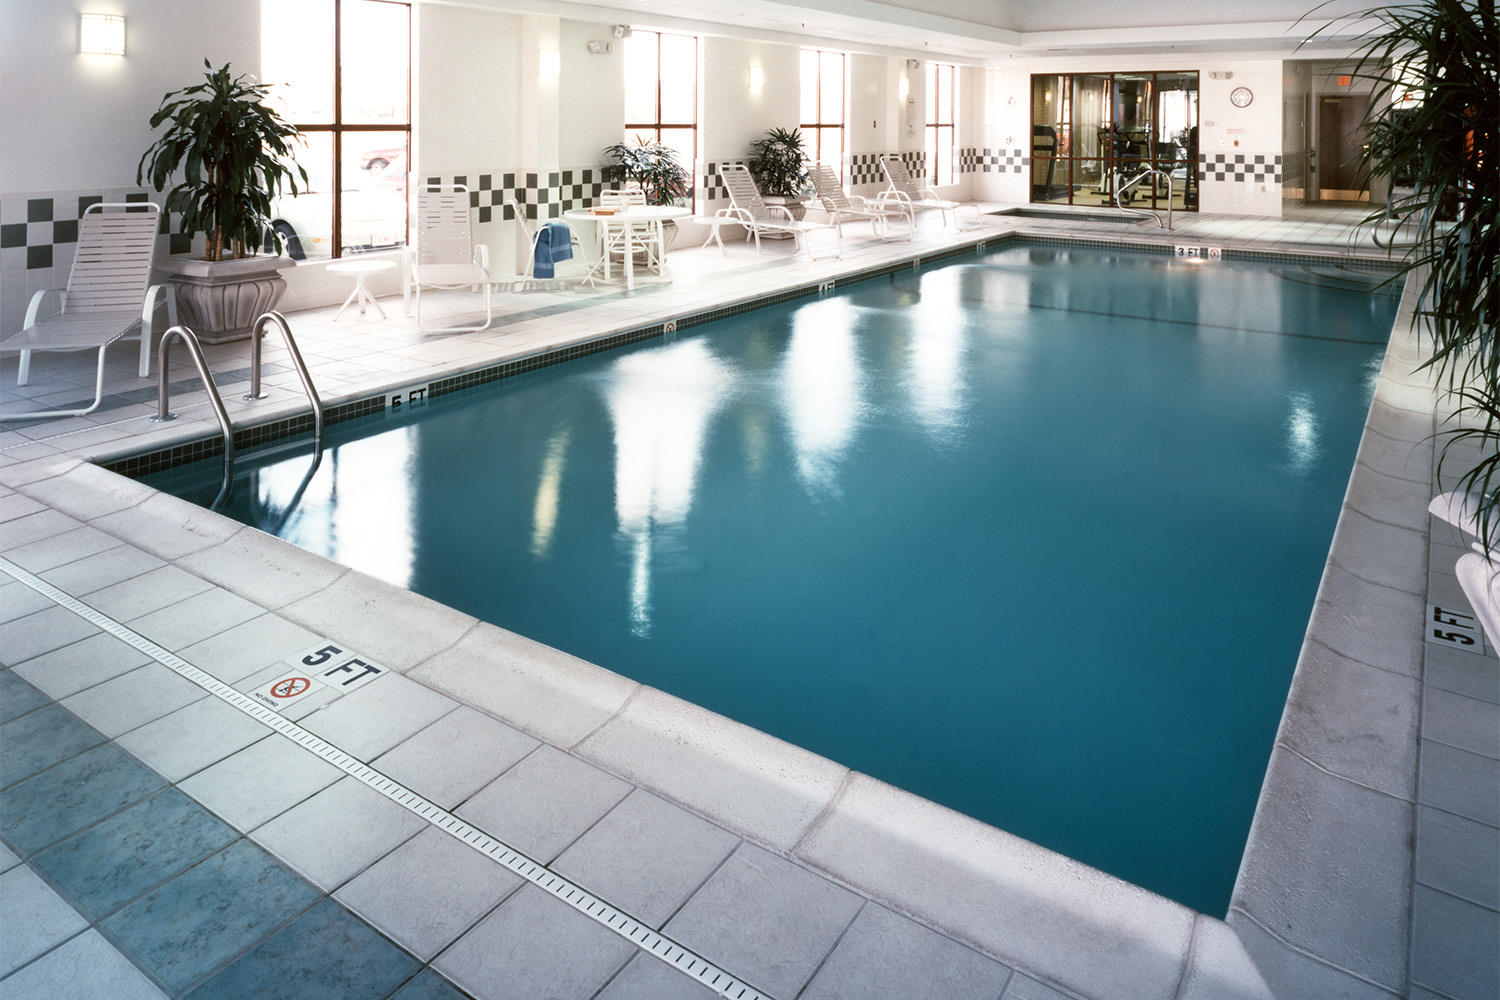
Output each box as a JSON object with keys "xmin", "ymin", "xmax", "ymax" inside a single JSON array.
[
  {"xmin": 539, "ymin": 48, "xmax": 560, "ymax": 78},
  {"xmin": 80, "ymin": 13, "xmax": 126, "ymax": 55},
  {"xmin": 749, "ymin": 66, "xmax": 764, "ymax": 90}
]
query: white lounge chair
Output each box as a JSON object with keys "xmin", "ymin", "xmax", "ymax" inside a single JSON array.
[
  {"xmin": 405, "ymin": 185, "xmax": 492, "ymax": 333},
  {"xmin": 881, "ymin": 156, "xmax": 978, "ymax": 229},
  {"xmin": 720, "ymin": 165, "xmax": 841, "ymax": 260},
  {"xmin": 809, "ymin": 163, "xmax": 913, "ymax": 241},
  {"xmin": 507, "ymin": 198, "xmax": 583, "ymax": 284},
  {"xmin": 1, "ymin": 202, "xmax": 173, "ymax": 420}
]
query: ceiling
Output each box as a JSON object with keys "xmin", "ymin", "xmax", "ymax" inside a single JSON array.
[{"xmin": 451, "ymin": 0, "xmax": 1386, "ymax": 61}]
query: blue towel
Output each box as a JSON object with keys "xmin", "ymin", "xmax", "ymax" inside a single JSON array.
[{"xmin": 532, "ymin": 222, "xmax": 573, "ymax": 278}]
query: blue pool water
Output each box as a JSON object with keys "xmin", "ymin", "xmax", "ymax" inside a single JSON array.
[{"xmin": 150, "ymin": 245, "xmax": 1398, "ymax": 914}]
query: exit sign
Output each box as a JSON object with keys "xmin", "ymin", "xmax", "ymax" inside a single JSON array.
[{"xmin": 1337, "ymin": 75, "xmax": 1352, "ymax": 86}]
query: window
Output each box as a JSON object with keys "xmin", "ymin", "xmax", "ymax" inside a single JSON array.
[
  {"xmin": 926, "ymin": 63, "xmax": 956, "ymax": 187},
  {"xmin": 261, "ymin": 0, "xmax": 410, "ymax": 259},
  {"xmin": 800, "ymin": 50, "xmax": 845, "ymax": 175},
  {"xmin": 1030, "ymin": 71, "xmax": 1198, "ymax": 210},
  {"xmin": 623, "ymin": 29, "xmax": 698, "ymax": 200}
]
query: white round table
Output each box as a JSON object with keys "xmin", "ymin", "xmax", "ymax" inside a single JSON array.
[
  {"xmin": 327, "ymin": 259, "xmax": 396, "ymax": 320},
  {"xmin": 563, "ymin": 206, "xmax": 691, "ymax": 291}
]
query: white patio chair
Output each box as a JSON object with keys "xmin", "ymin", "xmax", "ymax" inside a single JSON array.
[
  {"xmin": 507, "ymin": 198, "xmax": 584, "ymax": 284},
  {"xmin": 405, "ymin": 185, "xmax": 492, "ymax": 333},
  {"xmin": 809, "ymin": 163, "xmax": 913, "ymax": 241},
  {"xmin": 1, "ymin": 202, "xmax": 173, "ymax": 420},
  {"xmin": 881, "ymin": 156, "xmax": 980, "ymax": 229},
  {"xmin": 596, "ymin": 188, "xmax": 665, "ymax": 271},
  {"xmin": 719, "ymin": 165, "xmax": 841, "ymax": 261}
]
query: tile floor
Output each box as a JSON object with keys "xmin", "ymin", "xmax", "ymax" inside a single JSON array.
[{"xmin": 1, "ymin": 202, "xmax": 1496, "ymax": 1000}]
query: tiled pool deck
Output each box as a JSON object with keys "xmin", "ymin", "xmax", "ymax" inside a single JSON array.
[{"xmin": 1, "ymin": 204, "xmax": 1496, "ymax": 1000}]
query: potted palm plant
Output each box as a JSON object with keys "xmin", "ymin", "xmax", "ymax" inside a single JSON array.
[
  {"xmin": 601, "ymin": 136, "xmax": 693, "ymax": 206},
  {"xmin": 748, "ymin": 127, "xmax": 811, "ymax": 231},
  {"xmin": 139, "ymin": 61, "xmax": 308, "ymax": 342}
]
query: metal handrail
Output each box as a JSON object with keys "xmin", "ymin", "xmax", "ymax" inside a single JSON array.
[
  {"xmin": 151, "ymin": 325, "xmax": 235, "ymax": 508},
  {"xmin": 246, "ymin": 311, "xmax": 325, "ymax": 450},
  {"xmin": 1115, "ymin": 169, "xmax": 1174, "ymax": 230}
]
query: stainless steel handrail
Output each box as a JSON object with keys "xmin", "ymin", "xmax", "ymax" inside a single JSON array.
[
  {"xmin": 1115, "ymin": 169, "xmax": 1174, "ymax": 230},
  {"xmin": 245, "ymin": 310, "xmax": 325, "ymax": 450},
  {"xmin": 151, "ymin": 324, "xmax": 235, "ymax": 508}
]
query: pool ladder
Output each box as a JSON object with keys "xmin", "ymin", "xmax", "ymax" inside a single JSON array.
[
  {"xmin": 151, "ymin": 311, "xmax": 324, "ymax": 508},
  {"xmin": 1115, "ymin": 169, "xmax": 1174, "ymax": 230}
]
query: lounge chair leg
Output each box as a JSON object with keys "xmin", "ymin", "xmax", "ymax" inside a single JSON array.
[{"xmin": 17, "ymin": 350, "xmax": 30, "ymax": 385}]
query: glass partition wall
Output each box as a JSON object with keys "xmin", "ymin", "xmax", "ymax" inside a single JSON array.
[{"xmin": 1032, "ymin": 72, "xmax": 1198, "ymax": 210}]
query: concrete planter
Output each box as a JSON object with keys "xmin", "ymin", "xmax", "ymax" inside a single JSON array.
[
  {"xmin": 156, "ymin": 255, "xmax": 295, "ymax": 344},
  {"xmin": 760, "ymin": 195, "xmax": 808, "ymax": 238}
]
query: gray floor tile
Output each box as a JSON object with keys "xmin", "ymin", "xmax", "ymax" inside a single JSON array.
[
  {"xmin": 553, "ymin": 789, "xmax": 738, "ymax": 928},
  {"xmin": 388, "ymin": 969, "xmax": 477, "ymax": 1000},
  {"xmin": 1409, "ymin": 885, "xmax": 1500, "ymax": 1000},
  {"xmin": 594, "ymin": 953, "xmax": 723, "ymax": 1000},
  {"xmin": 0, "ymin": 606, "xmax": 98, "ymax": 665},
  {"xmin": 0, "ymin": 842, "xmax": 17, "ymax": 872},
  {"xmin": 1420, "ymin": 741, "xmax": 1500, "ymax": 826},
  {"xmin": 251, "ymin": 776, "xmax": 428, "ymax": 890},
  {"xmin": 301, "ymin": 672, "xmax": 459, "ymax": 759},
  {"xmin": 1422, "ymin": 687, "xmax": 1500, "ymax": 759},
  {"xmin": 1415, "ymin": 806, "xmax": 1499, "ymax": 910},
  {"xmin": 83, "ymin": 564, "xmax": 214, "ymax": 622},
  {"xmin": 334, "ymin": 826, "xmax": 521, "ymax": 959},
  {"xmin": 1424, "ymin": 643, "xmax": 1500, "ymax": 706},
  {"xmin": 30, "ymin": 788, "xmax": 238, "ymax": 920},
  {"xmin": 1, "ymin": 742, "xmax": 164, "ymax": 854},
  {"xmin": 38, "ymin": 545, "xmax": 166, "ymax": 597},
  {"xmin": 0, "ymin": 581, "xmax": 52, "ymax": 625},
  {"xmin": 103, "ymin": 839, "xmax": 321, "ymax": 994},
  {"xmin": 435, "ymin": 885, "xmax": 636, "ymax": 1000},
  {"xmin": 0, "ymin": 509, "xmax": 86, "ymax": 551},
  {"xmin": 0, "ymin": 669, "xmax": 51, "ymax": 722},
  {"xmin": 9, "ymin": 632, "xmax": 153, "ymax": 700},
  {"xmin": 0, "ymin": 865, "xmax": 88, "ymax": 974},
  {"xmin": 179, "ymin": 613, "xmax": 324, "ymax": 684},
  {"xmin": 1002, "ymin": 974, "xmax": 1075, "ymax": 999},
  {"xmin": 458, "ymin": 746, "xmax": 632, "ymax": 863},
  {"xmin": 182, "ymin": 897, "xmax": 420, "ymax": 1000},
  {"xmin": 0, "ymin": 929, "xmax": 168, "ymax": 1000},
  {"xmin": 801, "ymin": 903, "xmax": 1010, "ymax": 1000},
  {"xmin": 125, "ymin": 588, "xmax": 266, "ymax": 650},
  {"xmin": 664, "ymin": 844, "xmax": 864, "ymax": 1000},
  {"xmin": 178, "ymin": 732, "xmax": 342, "ymax": 832},
  {"xmin": 116, "ymin": 694, "xmax": 273, "ymax": 782},
  {"xmin": 0, "ymin": 702, "xmax": 105, "ymax": 789},
  {"xmin": 61, "ymin": 662, "xmax": 208, "ymax": 738},
  {"xmin": 372, "ymin": 706, "xmax": 539, "ymax": 808},
  {"xmin": 4, "ymin": 526, "xmax": 125, "ymax": 574}
]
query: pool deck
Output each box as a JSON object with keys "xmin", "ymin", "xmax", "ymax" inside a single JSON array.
[{"xmin": 1, "ymin": 204, "xmax": 1496, "ymax": 1000}]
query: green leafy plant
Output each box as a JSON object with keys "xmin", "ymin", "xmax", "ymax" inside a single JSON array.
[
  {"xmin": 747, "ymin": 127, "xmax": 809, "ymax": 197},
  {"xmin": 1313, "ymin": 0, "xmax": 1497, "ymax": 547},
  {"xmin": 138, "ymin": 60, "xmax": 308, "ymax": 261},
  {"xmin": 601, "ymin": 135, "xmax": 693, "ymax": 206}
]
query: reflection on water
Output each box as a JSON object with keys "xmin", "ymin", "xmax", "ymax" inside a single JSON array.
[
  {"xmin": 602, "ymin": 340, "xmax": 734, "ymax": 636},
  {"xmin": 780, "ymin": 300, "xmax": 865, "ymax": 498},
  {"xmin": 530, "ymin": 427, "xmax": 571, "ymax": 559},
  {"xmin": 1283, "ymin": 391, "xmax": 1320, "ymax": 477},
  {"xmin": 906, "ymin": 272, "xmax": 969, "ymax": 441}
]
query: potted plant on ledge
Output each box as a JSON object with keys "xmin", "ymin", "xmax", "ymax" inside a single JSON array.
[
  {"xmin": 601, "ymin": 136, "xmax": 693, "ymax": 206},
  {"xmin": 138, "ymin": 60, "xmax": 307, "ymax": 343},
  {"xmin": 748, "ymin": 127, "xmax": 810, "ymax": 230}
]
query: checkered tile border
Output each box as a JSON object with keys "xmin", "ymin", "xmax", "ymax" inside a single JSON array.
[
  {"xmin": 700, "ymin": 161, "xmax": 747, "ymax": 206},
  {"xmin": 959, "ymin": 148, "xmax": 1026, "ymax": 175},
  {"xmin": 1, "ymin": 190, "xmax": 189, "ymax": 272},
  {"xmin": 1200, "ymin": 153, "xmax": 1282, "ymax": 185},
  {"xmin": 422, "ymin": 167, "xmax": 606, "ymax": 223}
]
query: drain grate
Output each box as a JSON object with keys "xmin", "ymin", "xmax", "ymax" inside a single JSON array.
[{"xmin": 1, "ymin": 555, "xmax": 772, "ymax": 1000}]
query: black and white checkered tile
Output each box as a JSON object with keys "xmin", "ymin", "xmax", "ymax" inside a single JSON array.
[
  {"xmin": 959, "ymin": 148, "xmax": 1026, "ymax": 174},
  {"xmin": 700, "ymin": 161, "xmax": 747, "ymax": 206},
  {"xmin": 1200, "ymin": 153, "xmax": 1282, "ymax": 185},
  {"xmin": 421, "ymin": 168, "xmax": 606, "ymax": 224},
  {"xmin": 0, "ymin": 190, "xmax": 189, "ymax": 272}
]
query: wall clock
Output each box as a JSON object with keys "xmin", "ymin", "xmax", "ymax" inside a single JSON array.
[{"xmin": 1230, "ymin": 86, "xmax": 1254, "ymax": 108}]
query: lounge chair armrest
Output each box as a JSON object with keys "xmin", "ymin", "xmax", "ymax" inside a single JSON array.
[
  {"xmin": 476, "ymin": 244, "xmax": 490, "ymax": 273},
  {"xmin": 142, "ymin": 283, "xmax": 177, "ymax": 327},
  {"xmin": 23, "ymin": 288, "xmax": 65, "ymax": 327},
  {"xmin": 766, "ymin": 205, "xmax": 796, "ymax": 223}
]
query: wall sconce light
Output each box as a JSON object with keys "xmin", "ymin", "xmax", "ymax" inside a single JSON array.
[
  {"xmin": 539, "ymin": 48, "xmax": 560, "ymax": 78},
  {"xmin": 80, "ymin": 13, "xmax": 126, "ymax": 55},
  {"xmin": 899, "ymin": 75, "xmax": 910, "ymax": 102},
  {"xmin": 749, "ymin": 66, "xmax": 764, "ymax": 91}
]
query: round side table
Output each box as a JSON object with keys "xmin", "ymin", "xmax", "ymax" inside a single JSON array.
[{"xmin": 327, "ymin": 259, "xmax": 396, "ymax": 321}]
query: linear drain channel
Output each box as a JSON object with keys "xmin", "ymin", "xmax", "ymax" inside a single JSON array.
[{"xmin": 0, "ymin": 556, "xmax": 773, "ymax": 1000}]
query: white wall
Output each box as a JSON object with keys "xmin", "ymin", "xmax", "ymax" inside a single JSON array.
[
  {"xmin": 413, "ymin": 5, "xmax": 517, "ymax": 177},
  {"xmin": 559, "ymin": 20, "xmax": 624, "ymax": 167},
  {"xmin": 974, "ymin": 63, "xmax": 1031, "ymax": 204},
  {"xmin": 0, "ymin": 0, "xmax": 260, "ymax": 193},
  {"xmin": 848, "ymin": 53, "xmax": 895, "ymax": 159},
  {"xmin": 701, "ymin": 36, "xmax": 800, "ymax": 163}
]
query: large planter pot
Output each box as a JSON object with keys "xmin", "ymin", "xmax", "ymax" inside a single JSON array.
[
  {"xmin": 759, "ymin": 195, "xmax": 808, "ymax": 238},
  {"xmin": 156, "ymin": 255, "xmax": 294, "ymax": 344}
]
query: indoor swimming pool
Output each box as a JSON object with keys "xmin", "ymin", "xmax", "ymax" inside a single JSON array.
[{"xmin": 146, "ymin": 244, "xmax": 1401, "ymax": 915}]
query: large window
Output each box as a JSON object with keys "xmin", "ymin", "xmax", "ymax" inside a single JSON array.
[
  {"xmin": 801, "ymin": 50, "xmax": 845, "ymax": 175},
  {"xmin": 261, "ymin": 0, "xmax": 410, "ymax": 259},
  {"xmin": 926, "ymin": 63, "xmax": 957, "ymax": 187},
  {"xmin": 623, "ymin": 29, "xmax": 698, "ymax": 199},
  {"xmin": 1030, "ymin": 71, "xmax": 1198, "ymax": 210}
]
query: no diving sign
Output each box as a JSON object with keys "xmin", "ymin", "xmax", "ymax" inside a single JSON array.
[{"xmin": 252, "ymin": 640, "xmax": 388, "ymax": 711}]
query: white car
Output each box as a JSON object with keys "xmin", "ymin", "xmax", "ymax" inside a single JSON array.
[{"xmin": 268, "ymin": 182, "xmax": 407, "ymax": 260}]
